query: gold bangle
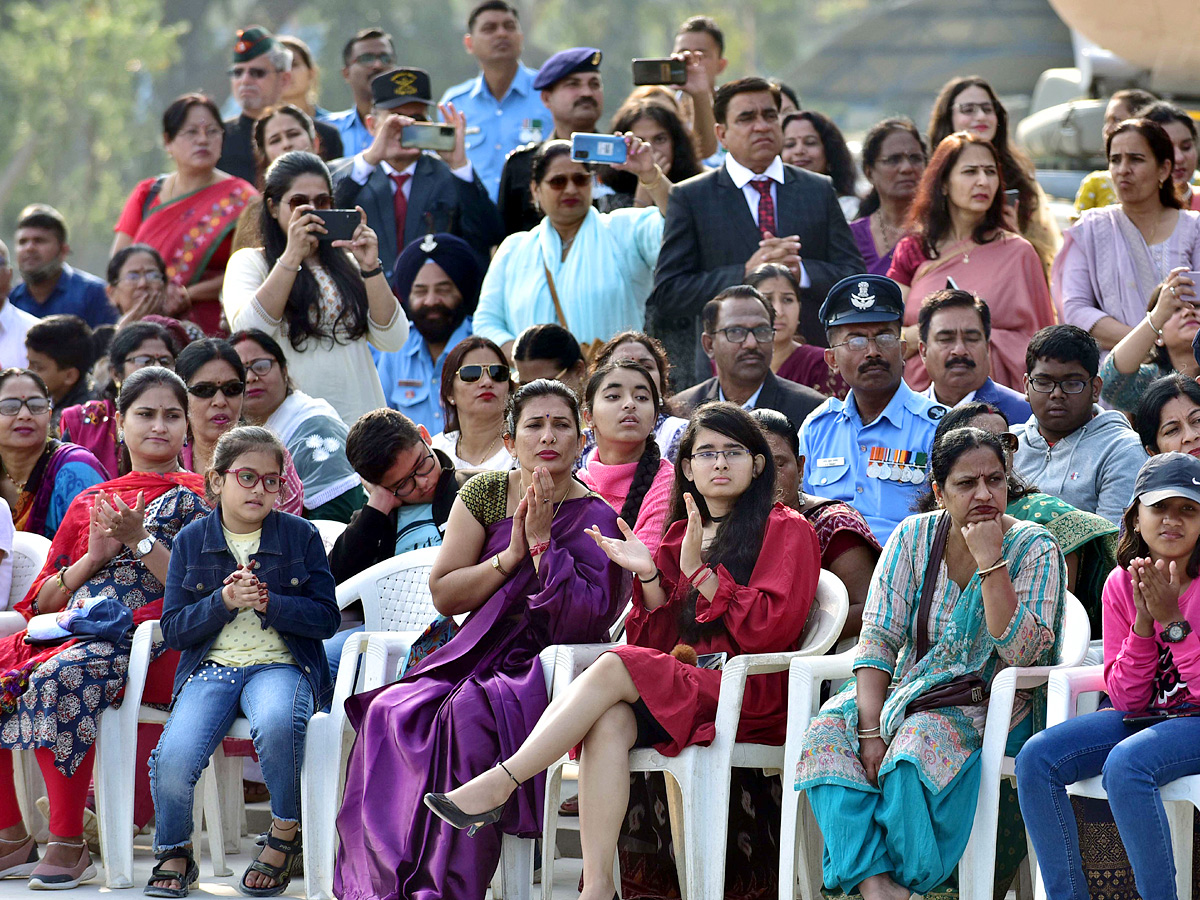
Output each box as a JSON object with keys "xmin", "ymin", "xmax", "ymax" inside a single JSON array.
[
  {"xmin": 638, "ymin": 166, "xmax": 664, "ymax": 190},
  {"xmin": 978, "ymin": 558, "xmax": 1009, "ymax": 579}
]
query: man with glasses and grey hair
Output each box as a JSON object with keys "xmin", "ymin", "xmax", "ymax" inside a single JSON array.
[
  {"xmin": 798, "ymin": 274, "xmax": 948, "ymax": 543},
  {"xmin": 670, "ymin": 284, "xmax": 824, "ymax": 423},
  {"xmin": 1013, "ymin": 324, "xmax": 1147, "ymax": 525},
  {"xmin": 0, "ymin": 239, "xmax": 39, "ymax": 368},
  {"xmin": 217, "ymin": 25, "xmax": 343, "ymax": 182}
]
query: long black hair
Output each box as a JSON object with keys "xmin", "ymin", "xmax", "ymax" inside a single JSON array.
[
  {"xmin": 602, "ymin": 102, "xmax": 702, "ymax": 195},
  {"xmin": 584, "ymin": 359, "xmax": 662, "ymax": 526},
  {"xmin": 783, "ymin": 110, "xmax": 857, "ymax": 199},
  {"xmin": 259, "ymin": 151, "xmax": 371, "ymax": 350},
  {"xmin": 669, "ymin": 402, "xmax": 775, "ymax": 642}
]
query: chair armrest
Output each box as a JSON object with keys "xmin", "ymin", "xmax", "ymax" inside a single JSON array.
[
  {"xmin": 709, "ymin": 650, "xmax": 815, "ymax": 747},
  {"xmin": 124, "ymin": 619, "xmax": 162, "ymax": 712},
  {"xmin": 0, "ymin": 611, "xmax": 25, "ymax": 638},
  {"xmin": 335, "ymin": 567, "xmax": 375, "ymax": 610},
  {"xmin": 362, "ymin": 631, "xmax": 424, "ymax": 691},
  {"xmin": 1047, "ymin": 665, "xmax": 1106, "ymax": 727},
  {"xmin": 543, "ymin": 642, "xmax": 612, "ymax": 698}
]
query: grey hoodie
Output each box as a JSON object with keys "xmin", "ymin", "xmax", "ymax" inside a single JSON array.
[{"xmin": 1012, "ymin": 406, "xmax": 1149, "ymax": 525}]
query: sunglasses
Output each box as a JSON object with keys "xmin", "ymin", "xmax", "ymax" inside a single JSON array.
[
  {"xmin": 457, "ymin": 364, "xmax": 510, "ymax": 383},
  {"xmin": 228, "ymin": 65, "xmax": 271, "ymax": 79},
  {"xmin": 187, "ymin": 380, "xmax": 246, "ymax": 399},
  {"xmin": 285, "ymin": 193, "xmax": 334, "ymax": 210},
  {"xmin": 351, "ymin": 52, "xmax": 394, "ymax": 67},
  {"xmin": 543, "ymin": 173, "xmax": 590, "ymax": 191},
  {"xmin": 0, "ymin": 397, "xmax": 51, "ymax": 417},
  {"xmin": 226, "ymin": 468, "xmax": 282, "ymax": 492}
]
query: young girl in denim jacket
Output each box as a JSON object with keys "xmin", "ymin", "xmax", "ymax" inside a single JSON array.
[{"xmin": 148, "ymin": 426, "xmax": 339, "ymax": 897}]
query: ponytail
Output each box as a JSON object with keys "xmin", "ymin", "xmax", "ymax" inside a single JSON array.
[{"xmin": 618, "ymin": 435, "xmax": 661, "ymax": 526}]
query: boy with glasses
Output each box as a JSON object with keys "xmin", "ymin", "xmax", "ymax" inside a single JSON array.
[{"xmin": 1013, "ymin": 324, "xmax": 1148, "ymax": 524}]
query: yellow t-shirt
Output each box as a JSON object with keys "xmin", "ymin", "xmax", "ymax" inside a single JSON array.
[{"xmin": 204, "ymin": 526, "xmax": 295, "ymax": 668}]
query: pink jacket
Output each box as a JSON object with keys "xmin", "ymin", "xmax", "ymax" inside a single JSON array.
[
  {"xmin": 579, "ymin": 456, "xmax": 674, "ymax": 555},
  {"xmin": 1102, "ymin": 566, "xmax": 1200, "ymax": 711}
]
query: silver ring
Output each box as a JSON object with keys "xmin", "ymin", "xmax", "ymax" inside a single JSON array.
[
  {"xmin": 1171, "ymin": 286, "xmax": 1178, "ymax": 297},
  {"xmin": 542, "ymin": 499, "xmax": 551, "ymax": 503}
]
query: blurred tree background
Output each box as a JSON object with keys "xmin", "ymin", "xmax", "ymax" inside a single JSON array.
[{"xmin": 0, "ymin": 0, "xmax": 1068, "ymax": 273}]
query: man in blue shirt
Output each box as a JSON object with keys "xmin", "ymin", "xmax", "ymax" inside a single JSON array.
[
  {"xmin": 375, "ymin": 233, "xmax": 484, "ymax": 433},
  {"xmin": 321, "ymin": 28, "xmax": 397, "ymax": 157},
  {"xmin": 440, "ymin": 0, "xmax": 552, "ymax": 203},
  {"xmin": 8, "ymin": 205, "xmax": 117, "ymax": 328},
  {"xmin": 798, "ymin": 274, "xmax": 947, "ymax": 544}
]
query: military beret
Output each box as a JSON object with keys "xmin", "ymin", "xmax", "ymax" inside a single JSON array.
[
  {"xmin": 233, "ymin": 26, "xmax": 278, "ymax": 64},
  {"xmin": 533, "ymin": 48, "xmax": 603, "ymax": 91}
]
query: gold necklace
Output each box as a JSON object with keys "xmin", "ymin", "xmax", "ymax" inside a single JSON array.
[
  {"xmin": 459, "ymin": 431, "xmax": 500, "ymax": 466},
  {"xmin": 874, "ymin": 210, "xmax": 900, "ymax": 252},
  {"xmin": 3, "ymin": 471, "xmax": 27, "ymax": 493}
]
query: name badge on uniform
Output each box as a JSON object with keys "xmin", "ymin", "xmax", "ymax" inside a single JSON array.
[
  {"xmin": 396, "ymin": 379, "xmax": 423, "ymax": 387},
  {"xmin": 815, "ymin": 457, "xmax": 844, "ymax": 468}
]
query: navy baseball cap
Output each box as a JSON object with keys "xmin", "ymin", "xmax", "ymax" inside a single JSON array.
[
  {"xmin": 533, "ymin": 48, "xmax": 602, "ymax": 91},
  {"xmin": 819, "ymin": 274, "xmax": 905, "ymax": 329},
  {"xmin": 372, "ymin": 68, "xmax": 434, "ymax": 109},
  {"xmin": 1133, "ymin": 452, "xmax": 1200, "ymax": 507}
]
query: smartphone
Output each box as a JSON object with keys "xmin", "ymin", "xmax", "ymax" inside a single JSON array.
[
  {"xmin": 696, "ymin": 652, "xmax": 728, "ymax": 671},
  {"xmin": 1122, "ymin": 706, "xmax": 1200, "ymax": 728},
  {"xmin": 632, "ymin": 57, "xmax": 687, "ymax": 86},
  {"xmin": 1005, "ymin": 188, "xmax": 1020, "ymax": 206},
  {"xmin": 316, "ymin": 210, "xmax": 360, "ymax": 243},
  {"xmin": 400, "ymin": 122, "xmax": 457, "ymax": 152},
  {"xmin": 571, "ymin": 133, "xmax": 627, "ymax": 165}
]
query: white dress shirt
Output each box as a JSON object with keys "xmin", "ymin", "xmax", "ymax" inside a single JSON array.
[
  {"xmin": 349, "ymin": 153, "xmax": 474, "ymax": 193},
  {"xmin": 722, "ymin": 154, "xmax": 811, "ymax": 288},
  {"xmin": 0, "ymin": 300, "xmax": 38, "ymax": 369}
]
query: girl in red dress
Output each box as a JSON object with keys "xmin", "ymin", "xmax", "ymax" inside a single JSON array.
[{"xmin": 426, "ymin": 402, "xmax": 821, "ymax": 900}]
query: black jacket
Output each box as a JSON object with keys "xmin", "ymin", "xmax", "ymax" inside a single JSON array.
[{"xmin": 669, "ymin": 370, "xmax": 826, "ymax": 426}]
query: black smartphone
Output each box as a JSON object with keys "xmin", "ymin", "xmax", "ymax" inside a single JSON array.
[
  {"xmin": 1122, "ymin": 706, "xmax": 1200, "ymax": 728},
  {"xmin": 632, "ymin": 57, "xmax": 687, "ymax": 86},
  {"xmin": 1005, "ymin": 188, "xmax": 1020, "ymax": 207},
  {"xmin": 316, "ymin": 210, "xmax": 360, "ymax": 243},
  {"xmin": 400, "ymin": 122, "xmax": 457, "ymax": 152}
]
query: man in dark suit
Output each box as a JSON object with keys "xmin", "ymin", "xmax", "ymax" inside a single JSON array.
[
  {"xmin": 330, "ymin": 68, "xmax": 503, "ymax": 276},
  {"xmin": 671, "ymin": 285, "xmax": 825, "ymax": 423},
  {"xmin": 649, "ymin": 76, "xmax": 864, "ymax": 390}
]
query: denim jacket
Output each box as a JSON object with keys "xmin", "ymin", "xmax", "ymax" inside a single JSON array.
[{"xmin": 163, "ymin": 507, "xmax": 341, "ymax": 706}]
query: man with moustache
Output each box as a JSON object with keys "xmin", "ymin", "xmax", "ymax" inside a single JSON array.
[
  {"xmin": 8, "ymin": 205, "xmax": 116, "ymax": 328},
  {"xmin": 917, "ymin": 289, "xmax": 1031, "ymax": 422},
  {"xmin": 375, "ymin": 234, "xmax": 484, "ymax": 432},
  {"xmin": 495, "ymin": 47, "xmax": 608, "ymax": 234},
  {"xmin": 321, "ymin": 28, "xmax": 397, "ymax": 158},
  {"xmin": 798, "ymin": 274, "xmax": 947, "ymax": 543},
  {"xmin": 670, "ymin": 284, "xmax": 824, "ymax": 423}
]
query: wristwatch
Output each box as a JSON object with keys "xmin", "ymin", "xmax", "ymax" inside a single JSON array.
[
  {"xmin": 1162, "ymin": 620, "xmax": 1193, "ymax": 643},
  {"xmin": 133, "ymin": 535, "xmax": 157, "ymax": 560}
]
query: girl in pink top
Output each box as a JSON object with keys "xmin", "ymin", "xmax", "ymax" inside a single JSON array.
[
  {"xmin": 579, "ymin": 360, "xmax": 674, "ymax": 555},
  {"xmin": 1016, "ymin": 451, "xmax": 1200, "ymax": 900}
]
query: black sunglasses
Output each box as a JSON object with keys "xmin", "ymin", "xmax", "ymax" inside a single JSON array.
[
  {"xmin": 187, "ymin": 380, "xmax": 246, "ymax": 399},
  {"xmin": 457, "ymin": 364, "xmax": 510, "ymax": 383}
]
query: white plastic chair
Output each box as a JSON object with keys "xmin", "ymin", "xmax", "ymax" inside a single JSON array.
[
  {"xmin": 1037, "ymin": 664, "xmax": 1200, "ymax": 900},
  {"xmin": 540, "ymin": 568, "xmax": 849, "ymax": 900},
  {"xmin": 310, "ymin": 519, "xmax": 348, "ymax": 557},
  {"xmin": 0, "ymin": 532, "xmax": 51, "ymax": 636},
  {"xmin": 782, "ymin": 591, "xmax": 1091, "ymax": 900}
]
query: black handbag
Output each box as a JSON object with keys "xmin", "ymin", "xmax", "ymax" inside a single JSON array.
[{"xmin": 904, "ymin": 513, "xmax": 991, "ymax": 715}]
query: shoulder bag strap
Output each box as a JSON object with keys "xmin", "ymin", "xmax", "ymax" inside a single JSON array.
[
  {"xmin": 914, "ymin": 513, "xmax": 952, "ymax": 663},
  {"xmin": 141, "ymin": 176, "xmax": 167, "ymax": 220},
  {"xmin": 542, "ymin": 261, "xmax": 570, "ymax": 332}
]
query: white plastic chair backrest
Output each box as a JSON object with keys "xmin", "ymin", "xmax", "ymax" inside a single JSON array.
[
  {"xmin": 310, "ymin": 519, "xmax": 347, "ymax": 556},
  {"xmin": 358, "ymin": 546, "xmax": 442, "ymax": 632},
  {"xmin": 1056, "ymin": 590, "xmax": 1091, "ymax": 668},
  {"xmin": 8, "ymin": 532, "xmax": 50, "ymax": 611},
  {"xmin": 796, "ymin": 569, "xmax": 850, "ymax": 656}
]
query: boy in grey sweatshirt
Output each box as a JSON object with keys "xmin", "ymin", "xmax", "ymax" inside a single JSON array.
[{"xmin": 1012, "ymin": 325, "xmax": 1148, "ymax": 525}]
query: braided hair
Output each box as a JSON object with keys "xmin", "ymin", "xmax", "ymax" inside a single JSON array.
[{"xmin": 583, "ymin": 359, "xmax": 662, "ymax": 525}]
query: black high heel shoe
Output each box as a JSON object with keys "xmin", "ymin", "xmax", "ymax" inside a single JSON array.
[{"xmin": 423, "ymin": 793, "xmax": 506, "ymax": 836}]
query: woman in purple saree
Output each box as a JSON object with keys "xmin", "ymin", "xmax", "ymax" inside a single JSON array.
[{"xmin": 333, "ymin": 379, "xmax": 627, "ymax": 900}]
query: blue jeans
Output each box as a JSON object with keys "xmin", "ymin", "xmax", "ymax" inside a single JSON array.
[
  {"xmin": 150, "ymin": 662, "xmax": 315, "ymax": 852},
  {"xmin": 1015, "ymin": 707, "xmax": 1200, "ymax": 900}
]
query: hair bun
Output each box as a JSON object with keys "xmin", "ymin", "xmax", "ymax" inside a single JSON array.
[{"xmin": 670, "ymin": 643, "xmax": 698, "ymax": 666}]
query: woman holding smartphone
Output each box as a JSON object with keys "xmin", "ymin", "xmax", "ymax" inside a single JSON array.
[{"xmin": 221, "ymin": 151, "xmax": 407, "ymax": 425}]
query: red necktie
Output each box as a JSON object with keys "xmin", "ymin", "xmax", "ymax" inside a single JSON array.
[
  {"xmin": 750, "ymin": 179, "xmax": 776, "ymax": 238},
  {"xmin": 389, "ymin": 172, "xmax": 411, "ymax": 255}
]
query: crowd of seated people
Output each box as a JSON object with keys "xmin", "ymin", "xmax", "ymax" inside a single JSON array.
[{"xmin": 3, "ymin": 6, "xmax": 1200, "ymax": 900}]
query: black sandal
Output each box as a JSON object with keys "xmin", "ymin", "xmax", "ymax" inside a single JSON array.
[
  {"xmin": 144, "ymin": 848, "xmax": 198, "ymax": 898},
  {"xmin": 239, "ymin": 829, "xmax": 301, "ymax": 897}
]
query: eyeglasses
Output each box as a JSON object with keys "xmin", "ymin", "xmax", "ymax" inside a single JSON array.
[
  {"xmin": 285, "ymin": 193, "xmax": 334, "ymax": 210},
  {"xmin": 177, "ymin": 126, "xmax": 223, "ymax": 142},
  {"xmin": 1027, "ymin": 375, "xmax": 1089, "ymax": 394},
  {"xmin": 121, "ymin": 270, "xmax": 166, "ymax": 285},
  {"xmin": 127, "ymin": 354, "xmax": 175, "ymax": 369},
  {"xmin": 690, "ymin": 447, "xmax": 750, "ymax": 464},
  {"xmin": 226, "ymin": 468, "xmax": 283, "ymax": 492},
  {"xmin": 955, "ymin": 102, "xmax": 995, "ymax": 117},
  {"xmin": 830, "ymin": 334, "xmax": 902, "ymax": 352},
  {"xmin": 243, "ymin": 358, "xmax": 276, "ymax": 377},
  {"xmin": 351, "ymin": 51, "xmax": 394, "ymax": 67},
  {"xmin": 0, "ymin": 397, "xmax": 51, "ymax": 417},
  {"xmin": 709, "ymin": 325, "xmax": 775, "ymax": 344},
  {"xmin": 543, "ymin": 173, "xmax": 590, "ymax": 191},
  {"xmin": 228, "ymin": 65, "xmax": 272, "ymax": 79},
  {"xmin": 188, "ymin": 380, "xmax": 246, "ymax": 399},
  {"xmin": 387, "ymin": 447, "xmax": 438, "ymax": 498},
  {"xmin": 457, "ymin": 364, "xmax": 510, "ymax": 383},
  {"xmin": 877, "ymin": 153, "xmax": 926, "ymax": 169}
]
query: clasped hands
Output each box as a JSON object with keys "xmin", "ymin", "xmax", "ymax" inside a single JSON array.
[
  {"xmin": 745, "ymin": 232, "xmax": 802, "ymax": 280},
  {"xmin": 221, "ymin": 561, "xmax": 269, "ymax": 613}
]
